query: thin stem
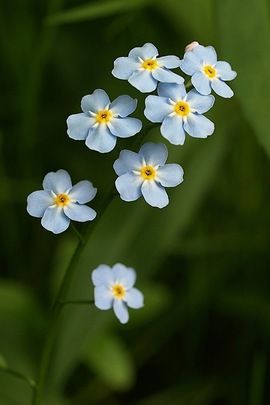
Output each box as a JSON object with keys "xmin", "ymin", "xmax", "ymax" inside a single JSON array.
[
  {"xmin": 0, "ymin": 366, "xmax": 36, "ymax": 389},
  {"xmin": 70, "ymin": 223, "xmax": 85, "ymax": 245}
]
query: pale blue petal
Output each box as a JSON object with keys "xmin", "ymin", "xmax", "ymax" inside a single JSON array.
[
  {"xmin": 66, "ymin": 113, "xmax": 94, "ymax": 140},
  {"xmin": 161, "ymin": 115, "xmax": 186, "ymax": 145},
  {"xmin": 112, "ymin": 57, "xmax": 139, "ymax": 79},
  {"xmin": 191, "ymin": 71, "xmax": 211, "ymax": 95},
  {"xmin": 63, "ymin": 203, "xmax": 96, "ymax": 222},
  {"xmin": 180, "ymin": 52, "xmax": 201, "ymax": 75},
  {"xmin": 43, "ymin": 169, "xmax": 72, "ymax": 194},
  {"xmin": 184, "ymin": 114, "xmax": 214, "ymax": 138},
  {"xmin": 157, "ymin": 83, "xmax": 186, "ymax": 101},
  {"xmin": 113, "ymin": 299, "xmax": 129, "ymax": 324},
  {"xmin": 113, "ymin": 150, "xmax": 143, "ymax": 176},
  {"xmin": 211, "ymin": 79, "xmax": 234, "ymax": 98},
  {"xmin": 81, "ymin": 89, "xmax": 110, "ymax": 113},
  {"xmin": 128, "ymin": 70, "xmax": 157, "ymax": 93},
  {"xmin": 41, "ymin": 206, "xmax": 70, "ymax": 234},
  {"xmin": 109, "ymin": 95, "xmax": 137, "ymax": 117},
  {"xmin": 152, "ymin": 68, "xmax": 184, "ymax": 84},
  {"xmin": 125, "ymin": 288, "xmax": 144, "ymax": 309},
  {"xmin": 128, "ymin": 43, "xmax": 158, "ymax": 60},
  {"xmin": 186, "ymin": 89, "xmax": 215, "ymax": 113},
  {"xmin": 94, "ymin": 286, "xmax": 113, "ymax": 310},
  {"xmin": 85, "ymin": 124, "xmax": 117, "ymax": 153},
  {"xmin": 112, "ymin": 263, "xmax": 136, "ymax": 288},
  {"xmin": 141, "ymin": 181, "xmax": 169, "ymax": 208},
  {"xmin": 144, "ymin": 95, "xmax": 172, "ymax": 123},
  {"xmin": 92, "ymin": 265, "xmax": 114, "ymax": 287},
  {"xmin": 69, "ymin": 180, "xmax": 97, "ymax": 204},
  {"xmin": 108, "ymin": 117, "xmax": 142, "ymax": 138},
  {"xmin": 215, "ymin": 61, "xmax": 237, "ymax": 81},
  {"xmin": 27, "ymin": 190, "xmax": 54, "ymax": 218},
  {"xmin": 157, "ymin": 55, "xmax": 180, "ymax": 68},
  {"xmin": 193, "ymin": 45, "xmax": 217, "ymax": 64},
  {"xmin": 157, "ymin": 164, "xmax": 184, "ymax": 187},
  {"xmin": 139, "ymin": 142, "xmax": 168, "ymax": 166},
  {"xmin": 115, "ymin": 173, "xmax": 143, "ymax": 202}
]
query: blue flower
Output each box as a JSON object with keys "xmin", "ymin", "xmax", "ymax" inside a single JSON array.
[
  {"xmin": 27, "ymin": 169, "xmax": 97, "ymax": 234},
  {"xmin": 144, "ymin": 83, "xmax": 215, "ymax": 145},
  {"xmin": 112, "ymin": 43, "xmax": 184, "ymax": 93},
  {"xmin": 67, "ymin": 89, "xmax": 142, "ymax": 153},
  {"xmin": 180, "ymin": 44, "xmax": 237, "ymax": 98},
  {"xmin": 113, "ymin": 142, "xmax": 184, "ymax": 209},
  {"xmin": 92, "ymin": 263, "xmax": 144, "ymax": 324}
]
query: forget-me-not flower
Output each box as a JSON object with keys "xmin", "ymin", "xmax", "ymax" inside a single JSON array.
[
  {"xmin": 180, "ymin": 43, "xmax": 237, "ymax": 98},
  {"xmin": 144, "ymin": 83, "xmax": 215, "ymax": 145},
  {"xmin": 113, "ymin": 142, "xmax": 184, "ymax": 209},
  {"xmin": 92, "ymin": 263, "xmax": 144, "ymax": 324},
  {"xmin": 67, "ymin": 89, "xmax": 142, "ymax": 153},
  {"xmin": 27, "ymin": 169, "xmax": 97, "ymax": 234},
  {"xmin": 112, "ymin": 43, "xmax": 184, "ymax": 93}
]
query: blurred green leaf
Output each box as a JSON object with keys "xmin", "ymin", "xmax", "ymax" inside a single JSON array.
[
  {"xmin": 0, "ymin": 354, "xmax": 7, "ymax": 369},
  {"xmin": 82, "ymin": 333, "xmax": 135, "ymax": 390}
]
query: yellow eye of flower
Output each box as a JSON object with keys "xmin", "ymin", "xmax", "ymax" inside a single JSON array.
[
  {"xmin": 141, "ymin": 59, "xmax": 159, "ymax": 71},
  {"xmin": 112, "ymin": 284, "xmax": 126, "ymax": 299},
  {"xmin": 96, "ymin": 109, "xmax": 112, "ymax": 124},
  {"xmin": 174, "ymin": 101, "xmax": 190, "ymax": 117},
  {"xmin": 54, "ymin": 193, "xmax": 70, "ymax": 207},
  {"xmin": 140, "ymin": 165, "xmax": 156, "ymax": 180},
  {"xmin": 203, "ymin": 64, "xmax": 217, "ymax": 79}
]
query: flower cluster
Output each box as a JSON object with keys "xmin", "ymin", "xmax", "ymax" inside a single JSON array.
[{"xmin": 26, "ymin": 41, "xmax": 236, "ymax": 323}]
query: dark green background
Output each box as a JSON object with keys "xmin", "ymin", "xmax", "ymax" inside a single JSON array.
[{"xmin": 1, "ymin": 0, "xmax": 270, "ymax": 404}]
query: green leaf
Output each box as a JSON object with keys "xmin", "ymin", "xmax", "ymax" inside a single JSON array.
[
  {"xmin": 217, "ymin": 0, "xmax": 270, "ymax": 158},
  {"xmin": 0, "ymin": 354, "xmax": 7, "ymax": 369},
  {"xmin": 46, "ymin": 0, "xmax": 153, "ymax": 25}
]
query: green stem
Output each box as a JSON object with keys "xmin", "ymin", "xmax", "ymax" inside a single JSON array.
[
  {"xmin": 70, "ymin": 223, "xmax": 85, "ymax": 245},
  {"xmin": 0, "ymin": 366, "xmax": 36, "ymax": 389}
]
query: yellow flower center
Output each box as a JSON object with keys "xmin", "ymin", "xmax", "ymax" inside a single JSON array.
[
  {"xmin": 203, "ymin": 64, "xmax": 217, "ymax": 79},
  {"xmin": 174, "ymin": 101, "xmax": 190, "ymax": 117},
  {"xmin": 140, "ymin": 165, "xmax": 156, "ymax": 180},
  {"xmin": 112, "ymin": 284, "xmax": 126, "ymax": 299},
  {"xmin": 95, "ymin": 109, "xmax": 112, "ymax": 124},
  {"xmin": 54, "ymin": 193, "xmax": 71, "ymax": 207},
  {"xmin": 141, "ymin": 58, "xmax": 159, "ymax": 71}
]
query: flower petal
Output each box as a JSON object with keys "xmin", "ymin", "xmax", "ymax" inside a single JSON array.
[
  {"xmin": 27, "ymin": 190, "xmax": 54, "ymax": 218},
  {"xmin": 81, "ymin": 89, "xmax": 110, "ymax": 113},
  {"xmin": 69, "ymin": 180, "xmax": 97, "ymax": 204},
  {"xmin": 43, "ymin": 169, "xmax": 72, "ymax": 194},
  {"xmin": 144, "ymin": 95, "xmax": 172, "ymax": 123},
  {"xmin": 92, "ymin": 265, "xmax": 114, "ymax": 287},
  {"xmin": 157, "ymin": 55, "xmax": 181, "ymax": 68},
  {"xmin": 215, "ymin": 61, "xmax": 237, "ymax": 81},
  {"xmin": 63, "ymin": 203, "xmax": 96, "ymax": 222},
  {"xmin": 160, "ymin": 115, "xmax": 186, "ymax": 145},
  {"xmin": 112, "ymin": 57, "xmax": 139, "ymax": 79},
  {"xmin": 41, "ymin": 206, "xmax": 70, "ymax": 234},
  {"xmin": 180, "ymin": 52, "xmax": 201, "ymax": 75},
  {"xmin": 191, "ymin": 71, "xmax": 211, "ymax": 95},
  {"xmin": 112, "ymin": 263, "xmax": 136, "ymax": 288},
  {"xmin": 141, "ymin": 181, "xmax": 169, "ymax": 208},
  {"xmin": 157, "ymin": 164, "xmax": 184, "ymax": 187},
  {"xmin": 108, "ymin": 117, "xmax": 142, "ymax": 138},
  {"xmin": 125, "ymin": 288, "xmax": 144, "ymax": 309},
  {"xmin": 66, "ymin": 113, "xmax": 94, "ymax": 140},
  {"xmin": 139, "ymin": 142, "xmax": 168, "ymax": 166},
  {"xmin": 113, "ymin": 299, "xmax": 129, "ymax": 324},
  {"xmin": 211, "ymin": 79, "xmax": 234, "ymax": 98},
  {"xmin": 193, "ymin": 45, "xmax": 217, "ymax": 64},
  {"xmin": 184, "ymin": 113, "xmax": 214, "ymax": 138},
  {"xmin": 152, "ymin": 67, "xmax": 184, "ymax": 84},
  {"xmin": 115, "ymin": 173, "xmax": 143, "ymax": 202},
  {"xmin": 113, "ymin": 150, "xmax": 143, "ymax": 176},
  {"xmin": 109, "ymin": 95, "xmax": 137, "ymax": 117},
  {"xmin": 85, "ymin": 124, "xmax": 117, "ymax": 153},
  {"xmin": 157, "ymin": 83, "xmax": 186, "ymax": 101},
  {"xmin": 186, "ymin": 89, "xmax": 215, "ymax": 113},
  {"xmin": 128, "ymin": 43, "xmax": 158, "ymax": 60},
  {"xmin": 128, "ymin": 70, "xmax": 157, "ymax": 93},
  {"xmin": 94, "ymin": 286, "xmax": 113, "ymax": 310}
]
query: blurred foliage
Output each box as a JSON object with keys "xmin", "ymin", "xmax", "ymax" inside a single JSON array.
[{"xmin": 1, "ymin": 0, "xmax": 270, "ymax": 404}]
